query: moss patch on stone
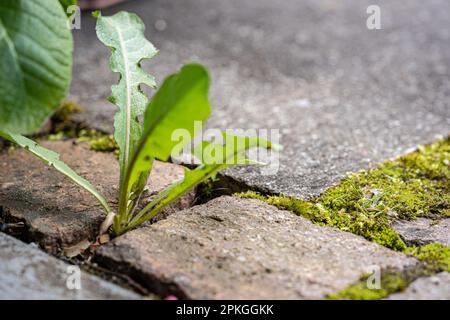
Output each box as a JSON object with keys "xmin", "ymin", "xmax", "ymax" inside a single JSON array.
[
  {"xmin": 49, "ymin": 100, "xmax": 84, "ymax": 137},
  {"xmin": 320, "ymin": 137, "xmax": 450, "ymax": 220},
  {"xmin": 237, "ymin": 190, "xmax": 406, "ymax": 251},
  {"xmin": 236, "ymin": 137, "xmax": 450, "ymax": 251},
  {"xmin": 74, "ymin": 130, "xmax": 119, "ymax": 157},
  {"xmin": 326, "ymin": 242, "xmax": 450, "ymax": 300},
  {"xmin": 405, "ymin": 243, "xmax": 450, "ymax": 273},
  {"xmin": 88, "ymin": 134, "xmax": 119, "ymax": 153},
  {"xmin": 326, "ymin": 271, "xmax": 409, "ymax": 300}
]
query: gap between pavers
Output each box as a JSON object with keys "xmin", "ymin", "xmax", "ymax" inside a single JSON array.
[
  {"xmin": 0, "ymin": 140, "xmax": 195, "ymax": 255},
  {"xmin": 0, "ymin": 232, "xmax": 139, "ymax": 299},
  {"xmin": 94, "ymin": 196, "xmax": 418, "ymax": 299},
  {"xmin": 386, "ymin": 272, "xmax": 450, "ymax": 300}
]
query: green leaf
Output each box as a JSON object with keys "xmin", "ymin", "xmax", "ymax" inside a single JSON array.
[
  {"xmin": 115, "ymin": 64, "xmax": 211, "ymax": 228},
  {"xmin": 0, "ymin": 0, "xmax": 73, "ymax": 134},
  {"xmin": 121, "ymin": 134, "xmax": 275, "ymax": 234},
  {"xmin": 94, "ymin": 11, "xmax": 157, "ymax": 186},
  {"xmin": 142, "ymin": 64, "xmax": 211, "ymax": 161},
  {"xmin": 0, "ymin": 130, "xmax": 111, "ymax": 214},
  {"xmin": 59, "ymin": 0, "xmax": 77, "ymax": 12}
]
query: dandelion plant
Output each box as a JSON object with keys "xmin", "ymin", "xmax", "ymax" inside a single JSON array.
[{"xmin": 0, "ymin": 10, "xmax": 276, "ymax": 238}]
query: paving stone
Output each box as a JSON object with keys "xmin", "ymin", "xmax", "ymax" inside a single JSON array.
[
  {"xmin": 0, "ymin": 140, "xmax": 195, "ymax": 254},
  {"xmin": 94, "ymin": 196, "xmax": 417, "ymax": 299},
  {"xmin": 71, "ymin": 0, "xmax": 450, "ymax": 198},
  {"xmin": 0, "ymin": 232, "xmax": 139, "ymax": 299},
  {"xmin": 392, "ymin": 218, "xmax": 450, "ymax": 246},
  {"xmin": 386, "ymin": 272, "xmax": 450, "ymax": 300}
]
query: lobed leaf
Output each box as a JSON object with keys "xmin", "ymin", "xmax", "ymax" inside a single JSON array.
[{"xmin": 95, "ymin": 11, "xmax": 157, "ymax": 185}]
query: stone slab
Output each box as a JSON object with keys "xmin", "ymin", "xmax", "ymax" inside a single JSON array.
[
  {"xmin": 392, "ymin": 218, "xmax": 450, "ymax": 246},
  {"xmin": 71, "ymin": 0, "xmax": 450, "ymax": 198},
  {"xmin": 387, "ymin": 272, "xmax": 450, "ymax": 300},
  {"xmin": 0, "ymin": 140, "xmax": 195, "ymax": 254},
  {"xmin": 94, "ymin": 196, "xmax": 417, "ymax": 299},
  {"xmin": 0, "ymin": 232, "xmax": 139, "ymax": 299}
]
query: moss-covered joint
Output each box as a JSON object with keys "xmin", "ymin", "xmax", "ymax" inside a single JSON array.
[
  {"xmin": 49, "ymin": 100, "xmax": 84, "ymax": 137},
  {"xmin": 42, "ymin": 100, "xmax": 120, "ymax": 155},
  {"xmin": 325, "ymin": 243, "xmax": 450, "ymax": 300},
  {"xmin": 326, "ymin": 269, "xmax": 410, "ymax": 300},
  {"xmin": 236, "ymin": 137, "xmax": 450, "ymax": 299},
  {"xmin": 236, "ymin": 136, "xmax": 450, "ymax": 251},
  {"xmin": 405, "ymin": 243, "xmax": 450, "ymax": 274}
]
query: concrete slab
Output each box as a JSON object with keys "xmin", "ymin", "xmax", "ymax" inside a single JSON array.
[
  {"xmin": 0, "ymin": 140, "xmax": 194, "ymax": 254},
  {"xmin": 95, "ymin": 196, "xmax": 418, "ymax": 299},
  {"xmin": 0, "ymin": 232, "xmax": 139, "ymax": 299},
  {"xmin": 71, "ymin": 0, "xmax": 450, "ymax": 198}
]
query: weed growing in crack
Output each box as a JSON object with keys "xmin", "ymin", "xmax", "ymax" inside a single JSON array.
[{"xmin": 0, "ymin": 9, "xmax": 277, "ymax": 245}]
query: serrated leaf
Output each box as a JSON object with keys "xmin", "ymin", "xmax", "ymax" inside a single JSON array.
[
  {"xmin": 0, "ymin": 0, "xmax": 73, "ymax": 134},
  {"xmin": 95, "ymin": 11, "xmax": 157, "ymax": 186},
  {"xmin": 122, "ymin": 134, "xmax": 275, "ymax": 233},
  {"xmin": 116, "ymin": 64, "xmax": 211, "ymax": 227},
  {"xmin": 0, "ymin": 130, "xmax": 111, "ymax": 214}
]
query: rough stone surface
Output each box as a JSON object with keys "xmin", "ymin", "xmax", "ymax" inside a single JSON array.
[
  {"xmin": 387, "ymin": 272, "xmax": 450, "ymax": 300},
  {"xmin": 71, "ymin": 0, "xmax": 450, "ymax": 198},
  {"xmin": 0, "ymin": 232, "xmax": 139, "ymax": 299},
  {"xmin": 0, "ymin": 140, "xmax": 194, "ymax": 254},
  {"xmin": 392, "ymin": 218, "xmax": 450, "ymax": 246},
  {"xmin": 95, "ymin": 196, "xmax": 417, "ymax": 299}
]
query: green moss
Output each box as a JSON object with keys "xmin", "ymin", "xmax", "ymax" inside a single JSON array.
[
  {"xmin": 404, "ymin": 243, "xmax": 450, "ymax": 273},
  {"xmin": 238, "ymin": 191, "xmax": 330, "ymax": 224},
  {"xmin": 236, "ymin": 137, "xmax": 450, "ymax": 252},
  {"xmin": 74, "ymin": 130, "xmax": 119, "ymax": 157},
  {"xmin": 236, "ymin": 191, "xmax": 406, "ymax": 251},
  {"xmin": 50, "ymin": 100, "xmax": 84, "ymax": 137},
  {"xmin": 327, "ymin": 243, "xmax": 450, "ymax": 300},
  {"xmin": 326, "ymin": 272, "xmax": 408, "ymax": 300},
  {"xmin": 319, "ymin": 137, "xmax": 450, "ymax": 221},
  {"xmin": 89, "ymin": 134, "xmax": 119, "ymax": 153}
]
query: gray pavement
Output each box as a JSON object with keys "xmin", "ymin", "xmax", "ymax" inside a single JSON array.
[
  {"xmin": 71, "ymin": 0, "xmax": 450, "ymax": 198},
  {"xmin": 0, "ymin": 232, "xmax": 139, "ymax": 299},
  {"xmin": 387, "ymin": 272, "xmax": 450, "ymax": 300}
]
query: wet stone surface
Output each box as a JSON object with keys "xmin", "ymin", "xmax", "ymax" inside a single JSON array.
[
  {"xmin": 387, "ymin": 272, "xmax": 450, "ymax": 300},
  {"xmin": 95, "ymin": 196, "xmax": 417, "ymax": 299},
  {"xmin": 392, "ymin": 218, "xmax": 450, "ymax": 247},
  {"xmin": 0, "ymin": 140, "xmax": 195, "ymax": 254},
  {"xmin": 71, "ymin": 0, "xmax": 450, "ymax": 198},
  {"xmin": 0, "ymin": 232, "xmax": 139, "ymax": 299}
]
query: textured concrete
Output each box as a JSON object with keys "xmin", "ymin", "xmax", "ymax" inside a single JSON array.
[
  {"xmin": 387, "ymin": 272, "xmax": 450, "ymax": 300},
  {"xmin": 392, "ymin": 218, "xmax": 450, "ymax": 246},
  {"xmin": 95, "ymin": 197, "xmax": 417, "ymax": 299},
  {"xmin": 0, "ymin": 232, "xmax": 139, "ymax": 299},
  {"xmin": 71, "ymin": 0, "xmax": 450, "ymax": 198},
  {"xmin": 0, "ymin": 140, "xmax": 194, "ymax": 254}
]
